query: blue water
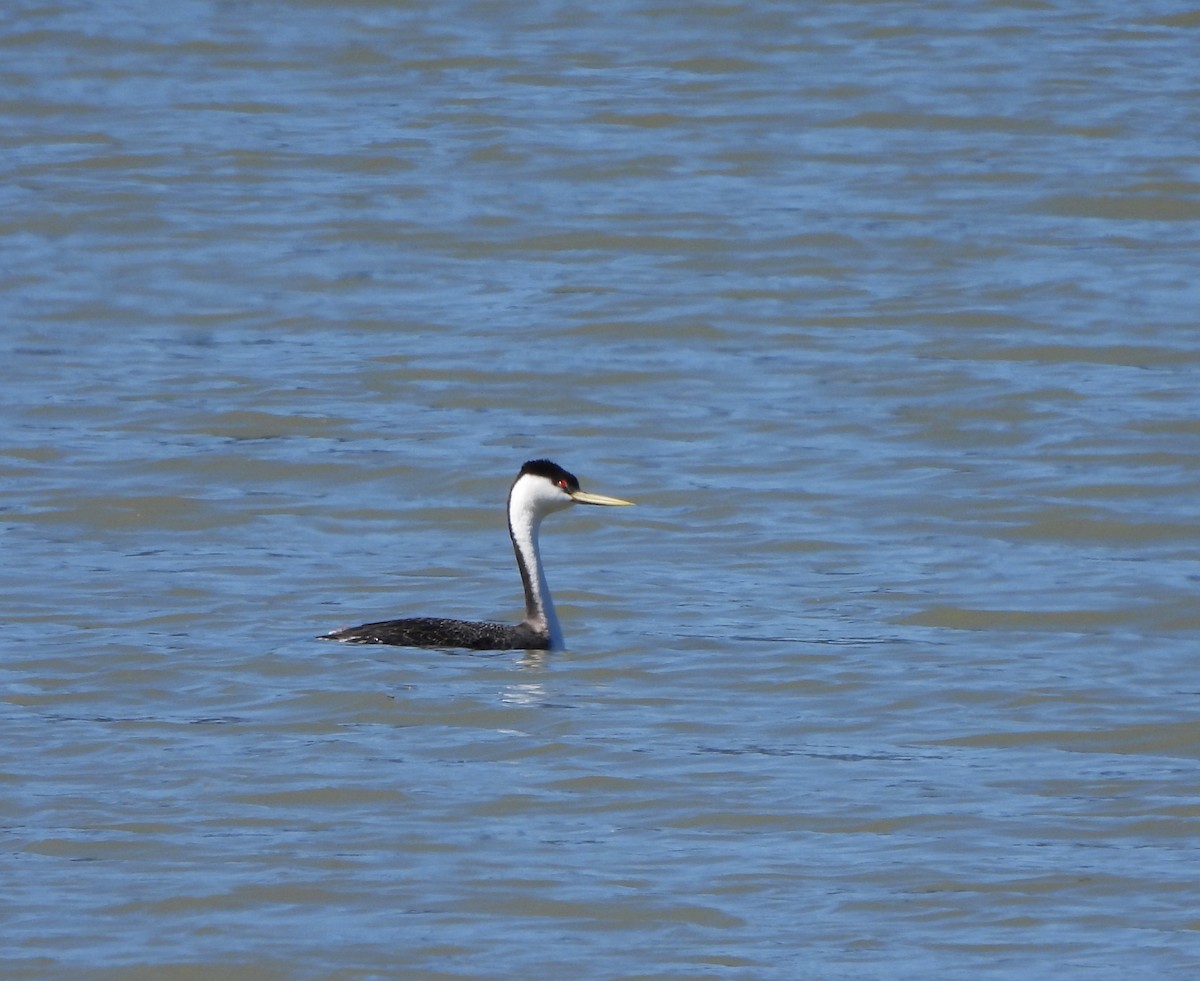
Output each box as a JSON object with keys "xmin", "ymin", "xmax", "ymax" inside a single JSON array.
[{"xmin": 3, "ymin": 1, "xmax": 1200, "ymax": 978}]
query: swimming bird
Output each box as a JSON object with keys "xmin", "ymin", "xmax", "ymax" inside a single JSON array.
[{"xmin": 320, "ymin": 459, "xmax": 633, "ymax": 650}]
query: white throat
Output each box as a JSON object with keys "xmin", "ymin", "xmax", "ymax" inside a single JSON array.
[{"xmin": 507, "ymin": 474, "xmax": 573, "ymax": 649}]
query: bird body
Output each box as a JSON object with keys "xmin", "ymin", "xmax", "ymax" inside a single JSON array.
[
  {"xmin": 322, "ymin": 616, "xmax": 547, "ymax": 651},
  {"xmin": 320, "ymin": 460, "xmax": 632, "ymax": 651}
]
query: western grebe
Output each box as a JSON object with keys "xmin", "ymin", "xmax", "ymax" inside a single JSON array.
[{"xmin": 319, "ymin": 459, "xmax": 634, "ymax": 650}]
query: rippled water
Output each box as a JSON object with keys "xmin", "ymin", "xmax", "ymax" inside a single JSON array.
[{"xmin": 4, "ymin": 1, "xmax": 1200, "ymax": 978}]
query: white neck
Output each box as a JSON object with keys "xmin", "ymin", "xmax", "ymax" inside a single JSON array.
[{"xmin": 507, "ymin": 474, "xmax": 571, "ymax": 650}]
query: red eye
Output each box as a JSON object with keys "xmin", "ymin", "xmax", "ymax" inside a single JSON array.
[{"xmin": 557, "ymin": 479, "xmax": 568, "ymax": 488}]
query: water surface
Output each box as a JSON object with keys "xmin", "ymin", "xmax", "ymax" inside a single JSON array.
[{"xmin": 3, "ymin": 1, "xmax": 1200, "ymax": 978}]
